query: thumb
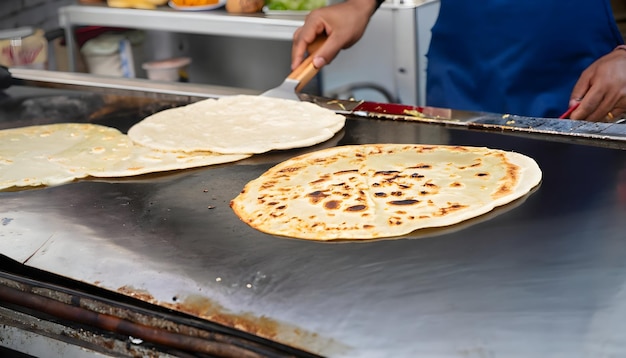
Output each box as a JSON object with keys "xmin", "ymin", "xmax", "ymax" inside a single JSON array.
[
  {"xmin": 312, "ymin": 56, "xmax": 327, "ymax": 69},
  {"xmin": 309, "ymin": 36, "xmax": 344, "ymax": 69}
]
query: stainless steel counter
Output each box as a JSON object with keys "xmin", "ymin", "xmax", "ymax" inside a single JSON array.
[{"xmin": 1, "ymin": 82, "xmax": 626, "ymax": 357}]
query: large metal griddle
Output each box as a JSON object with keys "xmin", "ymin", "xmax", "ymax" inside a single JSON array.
[{"xmin": 1, "ymin": 70, "xmax": 626, "ymax": 357}]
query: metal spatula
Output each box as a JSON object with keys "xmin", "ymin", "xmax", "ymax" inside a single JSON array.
[{"xmin": 261, "ymin": 36, "xmax": 327, "ymax": 101}]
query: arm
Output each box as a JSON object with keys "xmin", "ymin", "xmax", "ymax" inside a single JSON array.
[
  {"xmin": 291, "ymin": 0, "xmax": 380, "ymax": 70},
  {"xmin": 569, "ymin": 45, "xmax": 626, "ymax": 122}
]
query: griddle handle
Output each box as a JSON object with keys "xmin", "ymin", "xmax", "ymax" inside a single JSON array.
[
  {"xmin": 0, "ymin": 66, "xmax": 13, "ymax": 90},
  {"xmin": 45, "ymin": 28, "xmax": 65, "ymax": 42}
]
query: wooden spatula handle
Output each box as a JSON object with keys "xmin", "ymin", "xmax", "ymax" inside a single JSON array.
[
  {"xmin": 306, "ymin": 34, "xmax": 326, "ymax": 54},
  {"xmin": 289, "ymin": 35, "xmax": 327, "ymax": 92}
]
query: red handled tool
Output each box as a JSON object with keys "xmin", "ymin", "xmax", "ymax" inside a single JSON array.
[{"xmin": 559, "ymin": 102, "xmax": 580, "ymax": 119}]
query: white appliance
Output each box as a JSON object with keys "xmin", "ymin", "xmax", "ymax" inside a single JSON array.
[{"xmin": 320, "ymin": 0, "xmax": 440, "ymax": 106}]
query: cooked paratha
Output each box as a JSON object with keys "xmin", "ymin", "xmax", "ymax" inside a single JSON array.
[
  {"xmin": 230, "ymin": 144, "xmax": 542, "ymax": 240},
  {"xmin": 127, "ymin": 95, "xmax": 346, "ymax": 154},
  {"xmin": 0, "ymin": 123, "xmax": 250, "ymax": 190}
]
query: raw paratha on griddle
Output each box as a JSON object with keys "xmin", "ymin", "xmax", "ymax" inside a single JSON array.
[
  {"xmin": 230, "ymin": 144, "xmax": 542, "ymax": 240},
  {"xmin": 0, "ymin": 123, "xmax": 122, "ymax": 189},
  {"xmin": 126, "ymin": 95, "xmax": 346, "ymax": 154},
  {"xmin": 0, "ymin": 123, "xmax": 250, "ymax": 190}
]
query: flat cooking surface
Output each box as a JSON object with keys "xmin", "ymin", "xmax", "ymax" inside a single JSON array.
[{"xmin": 2, "ymin": 85, "xmax": 626, "ymax": 357}]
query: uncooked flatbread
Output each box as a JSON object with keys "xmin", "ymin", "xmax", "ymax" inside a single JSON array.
[
  {"xmin": 51, "ymin": 135, "xmax": 250, "ymax": 178},
  {"xmin": 0, "ymin": 123, "xmax": 122, "ymax": 189},
  {"xmin": 127, "ymin": 95, "xmax": 346, "ymax": 154},
  {"xmin": 230, "ymin": 144, "xmax": 542, "ymax": 240},
  {"xmin": 0, "ymin": 123, "xmax": 250, "ymax": 190}
]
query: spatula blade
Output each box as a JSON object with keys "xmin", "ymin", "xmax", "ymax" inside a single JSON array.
[
  {"xmin": 260, "ymin": 78, "xmax": 300, "ymax": 101},
  {"xmin": 258, "ymin": 35, "xmax": 327, "ymax": 102}
]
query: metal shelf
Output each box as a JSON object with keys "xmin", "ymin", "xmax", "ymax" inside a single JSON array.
[
  {"xmin": 58, "ymin": 4, "xmax": 305, "ymax": 71},
  {"xmin": 57, "ymin": 1, "xmax": 439, "ymax": 105}
]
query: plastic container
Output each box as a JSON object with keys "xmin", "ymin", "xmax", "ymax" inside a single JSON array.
[
  {"xmin": 80, "ymin": 30, "xmax": 144, "ymax": 78},
  {"xmin": 142, "ymin": 57, "xmax": 191, "ymax": 82}
]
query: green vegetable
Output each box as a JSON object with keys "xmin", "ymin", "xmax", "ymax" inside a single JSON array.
[{"xmin": 266, "ymin": 0, "xmax": 326, "ymax": 11}]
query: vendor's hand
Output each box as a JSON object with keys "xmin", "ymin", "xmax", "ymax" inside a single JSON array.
[
  {"xmin": 291, "ymin": 0, "xmax": 378, "ymax": 70},
  {"xmin": 569, "ymin": 47, "xmax": 626, "ymax": 122}
]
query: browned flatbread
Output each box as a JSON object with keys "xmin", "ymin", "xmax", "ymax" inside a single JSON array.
[{"xmin": 230, "ymin": 144, "xmax": 542, "ymax": 240}]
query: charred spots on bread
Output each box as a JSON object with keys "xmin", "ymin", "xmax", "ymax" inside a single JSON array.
[
  {"xmin": 421, "ymin": 181, "xmax": 440, "ymax": 194},
  {"xmin": 434, "ymin": 202, "xmax": 468, "ymax": 216},
  {"xmin": 389, "ymin": 199, "xmax": 420, "ymax": 206},
  {"xmin": 310, "ymin": 178, "xmax": 328, "ymax": 185},
  {"xmin": 409, "ymin": 164, "xmax": 432, "ymax": 169},
  {"xmin": 230, "ymin": 144, "xmax": 541, "ymax": 240},
  {"xmin": 374, "ymin": 170, "xmax": 400, "ymax": 176},
  {"xmin": 324, "ymin": 200, "xmax": 341, "ymax": 210},
  {"xmin": 334, "ymin": 169, "xmax": 359, "ymax": 175},
  {"xmin": 307, "ymin": 190, "xmax": 330, "ymax": 204},
  {"xmin": 493, "ymin": 183, "xmax": 513, "ymax": 199},
  {"xmin": 260, "ymin": 180, "xmax": 277, "ymax": 190},
  {"xmin": 345, "ymin": 204, "xmax": 367, "ymax": 212}
]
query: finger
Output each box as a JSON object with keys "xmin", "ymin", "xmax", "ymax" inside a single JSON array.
[
  {"xmin": 613, "ymin": 108, "xmax": 626, "ymax": 122},
  {"xmin": 569, "ymin": 71, "xmax": 592, "ymax": 107},
  {"xmin": 291, "ymin": 28, "xmax": 310, "ymax": 70},
  {"xmin": 602, "ymin": 105, "xmax": 626, "ymax": 122},
  {"xmin": 613, "ymin": 107, "xmax": 626, "ymax": 117},
  {"xmin": 590, "ymin": 99, "xmax": 615, "ymax": 122},
  {"xmin": 570, "ymin": 85, "xmax": 604, "ymax": 121},
  {"xmin": 587, "ymin": 88, "xmax": 622, "ymax": 122},
  {"xmin": 574, "ymin": 94, "xmax": 613, "ymax": 122},
  {"xmin": 567, "ymin": 63, "xmax": 596, "ymax": 116},
  {"xmin": 291, "ymin": 21, "xmax": 327, "ymax": 70},
  {"xmin": 310, "ymin": 33, "xmax": 346, "ymax": 68}
]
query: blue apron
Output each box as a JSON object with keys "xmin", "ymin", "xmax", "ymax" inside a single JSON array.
[{"xmin": 426, "ymin": 0, "xmax": 624, "ymax": 118}]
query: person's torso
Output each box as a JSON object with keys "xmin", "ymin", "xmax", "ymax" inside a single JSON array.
[{"xmin": 426, "ymin": 0, "xmax": 624, "ymax": 117}]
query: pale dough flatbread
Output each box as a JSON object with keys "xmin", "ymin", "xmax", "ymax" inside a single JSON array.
[
  {"xmin": 127, "ymin": 95, "xmax": 346, "ymax": 154},
  {"xmin": 0, "ymin": 123, "xmax": 250, "ymax": 190},
  {"xmin": 51, "ymin": 137, "xmax": 250, "ymax": 178},
  {"xmin": 0, "ymin": 123, "xmax": 120, "ymax": 189},
  {"xmin": 230, "ymin": 144, "xmax": 542, "ymax": 240}
]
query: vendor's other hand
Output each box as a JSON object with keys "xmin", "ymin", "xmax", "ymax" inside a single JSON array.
[
  {"xmin": 570, "ymin": 47, "xmax": 626, "ymax": 122},
  {"xmin": 291, "ymin": 0, "xmax": 378, "ymax": 70}
]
